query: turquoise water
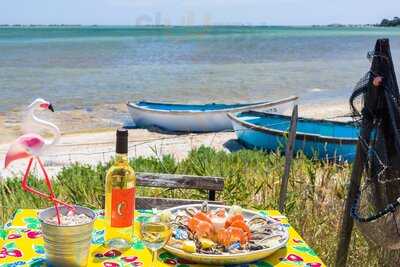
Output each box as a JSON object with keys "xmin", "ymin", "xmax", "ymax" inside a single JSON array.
[{"xmin": 1, "ymin": 26, "xmax": 400, "ymax": 112}]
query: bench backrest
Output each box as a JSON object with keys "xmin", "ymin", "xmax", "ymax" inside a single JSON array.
[{"xmin": 135, "ymin": 172, "xmax": 224, "ymax": 209}]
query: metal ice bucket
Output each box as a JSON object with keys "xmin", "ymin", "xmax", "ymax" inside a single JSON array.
[{"xmin": 38, "ymin": 205, "xmax": 96, "ymax": 267}]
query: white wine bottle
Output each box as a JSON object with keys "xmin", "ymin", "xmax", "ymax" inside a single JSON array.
[{"xmin": 105, "ymin": 128, "xmax": 136, "ymax": 249}]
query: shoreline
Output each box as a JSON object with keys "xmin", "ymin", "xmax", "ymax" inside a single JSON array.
[
  {"xmin": 0, "ymin": 102, "xmax": 130, "ymax": 144},
  {"xmin": 0, "ymin": 100, "xmax": 352, "ymax": 179},
  {"xmin": 0, "ymin": 24, "xmax": 383, "ymax": 28},
  {"xmin": 0, "ymin": 99, "xmax": 352, "ymax": 143}
]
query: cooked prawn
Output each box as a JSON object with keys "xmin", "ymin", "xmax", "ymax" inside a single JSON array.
[{"xmin": 225, "ymin": 214, "xmax": 245, "ymax": 228}]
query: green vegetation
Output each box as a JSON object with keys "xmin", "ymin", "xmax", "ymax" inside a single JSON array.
[
  {"xmin": 0, "ymin": 146, "xmax": 380, "ymax": 265},
  {"xmin": 379, "ymin": 17, "xmax": 400, "ymax": 27}
]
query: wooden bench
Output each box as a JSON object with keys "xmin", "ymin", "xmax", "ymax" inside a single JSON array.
[{"xmin": 135, "ymin": 172, "xmax": 225, "ymax": 209}]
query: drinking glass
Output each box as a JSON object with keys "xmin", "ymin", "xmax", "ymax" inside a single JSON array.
[{"xmin": 140, "ymin": 216, "xmax": 171, "ymax": 267}]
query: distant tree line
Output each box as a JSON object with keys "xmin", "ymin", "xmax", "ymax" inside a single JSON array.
[{"xmin": 380, "ymin": 17, "xmax": 400, "ymax": 27}]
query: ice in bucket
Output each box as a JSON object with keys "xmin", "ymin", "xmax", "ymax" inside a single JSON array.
[{"xmin": 39, "ymin": 205, "xmax": 96, "ymax": 267}]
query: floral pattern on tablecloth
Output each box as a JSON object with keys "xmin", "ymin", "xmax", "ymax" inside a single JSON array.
[{"xmin": 0, "ymin": 209, "xmax": 325, "ymax": 267}]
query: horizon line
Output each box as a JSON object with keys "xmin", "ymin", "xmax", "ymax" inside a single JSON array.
[{"xmin": 0, "ymin": 23, "xmax": 380, "ymax": 27}]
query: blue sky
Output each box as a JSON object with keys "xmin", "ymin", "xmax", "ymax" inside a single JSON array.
[{"xmin": 1, "ymin": 0, "xmax": 399, "ymax": 25}]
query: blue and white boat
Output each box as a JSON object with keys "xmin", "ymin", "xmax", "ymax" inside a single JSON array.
[
  {"xmin": 127, "ymin": 96, "xmax": 297, "ymax": 132},
  {"xmin": 228, "ymin": 111, "xmax": 359, "ymax": 161}
]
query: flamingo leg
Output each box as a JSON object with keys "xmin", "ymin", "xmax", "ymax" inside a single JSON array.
[
  {"xmin": 21, "ymin": 157, "xmax": 34, "ymax": 190},
  {"xmin": 21, "ymin": 158, "xmax": 73, "ymax": 207},
  {"xmin": 36, "ymin": 157, "xmax": 75, "ymax": 210},
  {"xmin": 21, "ymin": 157, "xmax": 75, "ymax": 225},
  {"xmin": 21, "ymin": 157, "xmax": 62, "ymax": 224},
  {"xmin": 36, "ymin": 157, "xmax": 61, "ymax": 225}
]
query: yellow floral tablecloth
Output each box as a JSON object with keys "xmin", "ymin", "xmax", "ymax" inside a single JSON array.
[{"xmin": 0, "ymin": 209, "xmax": 325, "ymax": 267}]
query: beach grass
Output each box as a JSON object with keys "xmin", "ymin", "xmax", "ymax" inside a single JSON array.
[{"xmin": 0, "ymin": 146, "xmax": 379, "ymax": 266}]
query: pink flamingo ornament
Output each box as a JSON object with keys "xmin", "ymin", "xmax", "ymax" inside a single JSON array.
[{"xmin": 4, "ymin": 98, "xmax": 74, "ymax": 224}]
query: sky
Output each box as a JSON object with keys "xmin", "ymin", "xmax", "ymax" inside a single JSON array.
[{"xmin": 0, "ymin": 0, "xmax": 399, "ymax": 26}]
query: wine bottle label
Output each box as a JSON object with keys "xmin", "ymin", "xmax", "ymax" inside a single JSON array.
[{"xmin": 111, "ymin": 187, "xmax": 135, "ymax": 227}]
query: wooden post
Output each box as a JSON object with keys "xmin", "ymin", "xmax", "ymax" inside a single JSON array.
[
  {"xmin": 279, "ymin": 104, "xmax": 298, "ymax": 212},
  {"xmin": 335, "ymin": 123, "xmax": 372, "ymax": 266},
  {"xmin": 208, "ymin": 190, "xmax": 216, "ymax": 201},
  {"xmin": 335, "ymin": 39, "xmax": 388, "ymax": 266}
]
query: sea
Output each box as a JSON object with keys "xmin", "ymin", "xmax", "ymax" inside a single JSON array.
[{"xmin": 1, "ymin": 26, "xmax": 400, "ymax": 115}]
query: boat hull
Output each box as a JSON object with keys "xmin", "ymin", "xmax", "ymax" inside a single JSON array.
[
  {"xmin": 229, "ymin": 111, "xmax": 358, "ymax": 162},
  {"xmin": 127, "ymin": 96, "xmax": 297, "ymax": 132}
]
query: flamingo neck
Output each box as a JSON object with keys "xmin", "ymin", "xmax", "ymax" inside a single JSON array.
[{"xmin": 26, "ymin": 108, "xmax": 60, "ymax": 148}]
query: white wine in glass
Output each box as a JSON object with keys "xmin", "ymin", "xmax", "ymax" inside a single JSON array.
[{"xmin": 141, "ymin": 221, "xmax": 171, "ymax": 267}]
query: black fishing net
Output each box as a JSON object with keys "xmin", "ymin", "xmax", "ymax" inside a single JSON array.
[{"xmin": 350, "ymin": 39, "xmax": 400, "ymax": 249}]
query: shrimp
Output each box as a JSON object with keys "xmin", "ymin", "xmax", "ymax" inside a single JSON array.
[
  {"xmin": 188, "ymin": 212, "xmax": 215, "ymax": 239},
  {"xmin": 187, "ymin": 209, "xmax": 250, "ymax": 248},
  {"xmin": 230, "ymin": 220, "xmax": 251, "ymax": 239},
  {"xmin": 196, "ymin": 221, "xmax": 214, "ymax": 238},
  {"xmin": 216, "ymin": 226, "xmax": 248, "ymax": 247},
  {"xmin": 225, "ymin": 214, "xmax": 245, "ymax": 228}
]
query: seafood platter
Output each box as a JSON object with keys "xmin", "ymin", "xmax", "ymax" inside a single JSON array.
[{"xmin": 161, "ymin": 203, "xmax": 289, "ymax": 265}]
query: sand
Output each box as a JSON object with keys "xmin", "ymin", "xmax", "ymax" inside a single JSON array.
[
  {"xmin": 0, "ymin": 103, "xmax": 130, "ymax": 143},
  {"xmin": 0, "ymin": 101, "xmax": 351, "ymax": 179},
  {"xmin": 0, "ymin": 128, "xmax": 237, "ymax": 179}
]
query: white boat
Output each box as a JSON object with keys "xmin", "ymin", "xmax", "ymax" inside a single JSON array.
[{"xmin": 127, "ymin": 96, "xmax": 298, "ymax": 132}]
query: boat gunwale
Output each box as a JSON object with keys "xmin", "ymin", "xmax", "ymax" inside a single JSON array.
[
  {"xmin": 227, "ymin": 111, "xmax": 358, "ymax": 145},
  {"xmin": 126, "ymin": 96, "xmax": 298, "ymax": 115}
]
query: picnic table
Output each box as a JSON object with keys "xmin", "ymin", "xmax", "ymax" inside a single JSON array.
[{"xmin": 1, "ymin": 209, "xmax": 325, "ymax": 267}]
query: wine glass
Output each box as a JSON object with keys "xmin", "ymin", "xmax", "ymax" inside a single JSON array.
[{"xmin": 140, "ymin": 216, "xmax": 171, "ymax": 267}]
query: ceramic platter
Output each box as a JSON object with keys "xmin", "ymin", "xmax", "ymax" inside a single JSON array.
[{"xmin": 163, "ymin": 204, "xmax": 289, "ymax": 265}]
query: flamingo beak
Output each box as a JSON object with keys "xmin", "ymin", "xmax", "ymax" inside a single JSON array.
[{"xmin": 39, "ymin": 102, "xmax": 54, "ymax": 112}]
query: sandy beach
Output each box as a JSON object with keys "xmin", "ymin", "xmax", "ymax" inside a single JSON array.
[
  {"xmin": 0, "ymin": 127, "xmax": 237, "ymax": 179},
  {"xmin": 0, "ymin": 100, "xmax": 352, "ymax": 179}
]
